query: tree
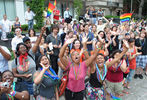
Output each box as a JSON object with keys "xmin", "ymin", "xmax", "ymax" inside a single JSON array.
[
  {"xmin": 26, "ymin": 0, "xmax": 45, "ymax": 29},
  {"xmin": 73, "ymin": 0, "xmax": 83, "ymax": 19}
]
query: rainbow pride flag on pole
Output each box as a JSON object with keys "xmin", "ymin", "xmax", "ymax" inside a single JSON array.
[
  {"xmin": 47, "ymin": 0, "xmax": 56, "ymax": 17},
  {"xmin": 120, "ymin": 13, "xmax": 132, "ymax": 23}
]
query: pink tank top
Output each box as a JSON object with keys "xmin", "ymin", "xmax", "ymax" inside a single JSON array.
[{"xmin": 66, "ymin": 61, "xmax": 87, "ymax": 92}]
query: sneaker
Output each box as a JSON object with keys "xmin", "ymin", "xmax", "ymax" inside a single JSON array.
[
  {"xmin": 138, "ymin": 74, "xmax": 143, "ymax": 79},
  {"xmin": 134, "ymin": 74, "xmax": 138, "ymax": 79}
]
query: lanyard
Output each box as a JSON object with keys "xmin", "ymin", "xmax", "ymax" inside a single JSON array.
[
  {"xmin": 95, "ymin": 64, "xmax": 107, "ymax": 81},
  {"xmin": 7, "ymin": 82, "xmax": 15, "ymax": 100},
  {"xmin": 72, "ymin": 63, "xmax": 81, "ymax": 80},
  {"xmin": 40, "ymin": 67, "xmax": 59, "ymax": 80},
  {"xmin": 112, "ymin": 60, "xmax": 123, "ymax": 72}
]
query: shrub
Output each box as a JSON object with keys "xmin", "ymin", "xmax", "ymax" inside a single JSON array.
[
  {"xmin": 21, "ymin": 24, "xmax": 28, "ymax": 31},
  {"xmin": 105, "ymin": 15, "xmax": 120, "ymax": 19},
  {"xmin": 26, "ymin": 0, "xmax": 44, "ymax": 30}
]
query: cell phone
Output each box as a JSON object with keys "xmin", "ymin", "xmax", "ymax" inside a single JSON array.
[
  {"xmin": 48, "ymin": 42, "xmax": 53, "ymax": 50},
  {"xmin": 0, "ymin": 82, "xmax": 10, "ymax": 88}
]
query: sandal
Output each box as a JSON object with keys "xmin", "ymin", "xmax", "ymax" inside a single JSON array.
[
  {"xmin": 122, "ymin": 90, "xmax": 129, "ymax": 94},
  {"xmin": 124, "ymin": 86, "xmax": 130, "ymax": 89}
]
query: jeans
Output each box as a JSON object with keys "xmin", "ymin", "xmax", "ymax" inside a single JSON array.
[
  {"xmin": 0, "ymin": 31, "xmax": 2, "ymax": 40},
  {"xmin": 28, "ymin": 19, "xmax": 34, "ymax": 30},
  {"xmin": 126, "ymin": 69, "xmax": 135, "ymax": 83}
]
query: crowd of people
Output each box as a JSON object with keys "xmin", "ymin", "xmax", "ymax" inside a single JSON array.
[{"xmin": 0, "ymin": 6, "xmax": 147, "ymax": 100}]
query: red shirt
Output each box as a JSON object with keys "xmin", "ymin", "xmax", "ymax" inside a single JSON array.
[
  {"xmin": 106, "ymin": 59, "xmax": 124, "ymax": 82},
  {"xmin": 53, "ymin": 10, "xmax": 60, "ymax": 20},
  {"xmin": 129, "ymin": 47, "xmax": 136, "ymax": 70}
]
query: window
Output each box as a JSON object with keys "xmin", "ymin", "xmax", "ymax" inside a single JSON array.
[{"xmin": 0, "ymin": 0, "xmax": 16, "ymax": 21}]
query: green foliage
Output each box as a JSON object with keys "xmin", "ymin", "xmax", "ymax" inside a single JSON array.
[
  {"xmin": 105, "ymin": 15, "xmax": 120, "ymax": 19},
  {"xmin": 73, "ymin": 0, "xmax": 83, "ymax": 19},
  {"xmin": 21, "ymin": 24, "xmax": 28, "ymax": 31},
  {"xmin": 25, "ymin": 0, "xmax": 45, "ymax": 29}
]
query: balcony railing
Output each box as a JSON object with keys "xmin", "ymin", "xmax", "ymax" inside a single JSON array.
[{"xmin": 107, "ymin": 1, "xmax": 119, "ymax": 7}]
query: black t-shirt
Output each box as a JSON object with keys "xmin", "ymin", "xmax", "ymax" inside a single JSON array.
[
  {"xmin": 92, "ymin": 11, "xmax": 97, "ymax": 18},
  {"xmin": 135, "ymin": 38, "xmax": 147, "ymax": 55},
  {"xmin": 0, "ymin": 82, "xmax": 28, "ymax": 100},
  {"xmin": 89, "ymin": 71, "xmax": 104, "ymax": 88}
]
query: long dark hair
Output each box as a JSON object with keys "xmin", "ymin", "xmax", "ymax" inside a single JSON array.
[
  {"xmin": 16, "ymin": 42, "xmax": 28, "ymax": 57},
  {"xmin": 37, "ymin": 55, "xmax": 50, "ymax": 69},
  {"xmin": 109, "ymin": 49, "xmax": 122, "ymax": 59},
  {"xmin": 71, "ymin": 39, "xmax": 82, "ymax": 50},
  {"xmin": 28, "ymin": 29, "xmax": 36, "ymax": 37}
]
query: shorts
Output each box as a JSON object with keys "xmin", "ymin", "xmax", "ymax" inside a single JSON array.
[
  {"xmin": 136, "ymin": 55, "xmax": 147, "ymax": 69},
  {"xmin": 105, "ymin": 80, "xmax": 123, "ymax": 94}
]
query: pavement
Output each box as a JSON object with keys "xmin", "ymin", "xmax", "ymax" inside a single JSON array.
[{"xmin": 8, "ymin": 61, "xmax": 147, "ymax": 100}]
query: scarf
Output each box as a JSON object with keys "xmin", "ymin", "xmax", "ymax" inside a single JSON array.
[{"xmin": 19, "ymin": 53, "xmax": 28, "ymax": 66}]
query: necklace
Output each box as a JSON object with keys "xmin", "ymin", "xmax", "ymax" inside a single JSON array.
[
  {"xmin": 7, "ymin": 82, "xmax": 15, "ymax": 100},
  {"xmin": 40, "ymin": 67, "xmax": 59, "ymax": 80},
  {"xmin": 112, "ymin": 61, "xmax": 122, "ymax": 72},
  {"xmin": 96, "ymin": 64, "xmax": 107, "ymax": 81},
  {"xmin": 72, "ymin": 63, "xmax": 81, "ymax": 80}
]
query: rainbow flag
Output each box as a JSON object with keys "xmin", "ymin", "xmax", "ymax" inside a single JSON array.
[
  {"xmin": 54, "ymin": 0, "xmax": 56, "ymax": 6},
  {"xmin": 47, "ymin": 0, "xmax": 56, "ymax": 17},
  {"xmin": 120, "ymin": 13, "xmax": 132, "ymax": 23}
]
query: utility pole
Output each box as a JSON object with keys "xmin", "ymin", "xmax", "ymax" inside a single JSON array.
[{"xmin": 131, "ymin": 0, "xmax": 133, "ymax": 12}]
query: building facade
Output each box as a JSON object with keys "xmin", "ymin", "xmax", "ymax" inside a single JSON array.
[
  {"xmin": 0, "ymin": 0, "xmax": 75, "ymax": 24},
  {"xmin": 85, "ymin": 0, "xmax": 123, "ymax": 16}
]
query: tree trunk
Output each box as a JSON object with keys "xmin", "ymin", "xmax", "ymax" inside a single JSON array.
[{"xmin": 138, "ymin": 0, "xmax": 144, "ymax": 19}]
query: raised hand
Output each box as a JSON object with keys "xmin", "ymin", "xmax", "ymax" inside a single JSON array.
[
  {"xmin": 40, "ymin": 63, "xmax": 49, "ymax": 71},
  {"xmin": 65, "ymin": 38, "xmax": 75, "ymax": 45},
  {"xmin": 41, "ymin": 27, "xmax": 46, "ymax": 34},
  {"xmin": 123, "ymin": 40, "xmax": 129, "ymax": 50},
  {"xmin": 82, "ymin": 35, "xmax": 88, "ymax": 44}
]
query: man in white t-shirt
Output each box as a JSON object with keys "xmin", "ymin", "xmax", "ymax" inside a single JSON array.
[
  {"xmin": 25, "ymin": 8, "xmax": 35, "ymax": 30},
  {"xmin": 1, "ymin": 14, "xmax": 11, "ymax": 40},
  {"xmin": 11, "ymin": 27, "xmax": 24, "ymax": 57},
  {"xmin": 64, "ymin": 7, "xmax": 72, "ymax": 23},
  {"xmin": 0, "ymin": 45, "xmax": 11, "ymax": 73}
]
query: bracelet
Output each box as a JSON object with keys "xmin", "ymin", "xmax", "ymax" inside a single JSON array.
[{"xmin": 9, "ymin": 90, "xmax": 16, "ymax": 97}]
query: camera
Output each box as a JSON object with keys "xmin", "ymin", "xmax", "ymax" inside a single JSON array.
[{"xmin": 0, "ymin": 82, "xmax": 10, "ymax": 88}]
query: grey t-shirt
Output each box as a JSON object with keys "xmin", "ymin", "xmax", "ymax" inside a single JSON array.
[
  {"xmin": 12, "ymin": 49, "xmax": 36, "ymax": 82},
  {"xmin": 46, "ymin": 34, "xmax": 61, "ymax": 56}
]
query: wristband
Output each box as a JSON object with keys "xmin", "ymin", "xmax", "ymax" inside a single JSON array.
[{"xmin": 9, "ymin": 90, "xmax": 16, "ymax": 97}]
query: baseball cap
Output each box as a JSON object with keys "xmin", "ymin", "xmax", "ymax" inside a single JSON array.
[
  {"xmin": 125, "ymin": 33, "xmax": 130, "ymax": 36},
  {"xmin": 23, "ymin": 36, "xmax": 30, "ymax": 43}
]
